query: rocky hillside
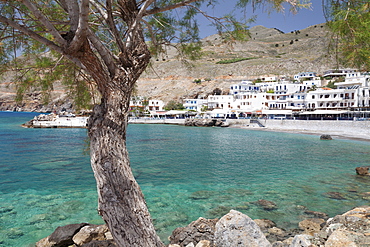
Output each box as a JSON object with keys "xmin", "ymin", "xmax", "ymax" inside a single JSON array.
[
  {"xmin": 0, "ymin": 23, "xmax": 336, "ymax": 112},
  {"xmin": 137, "ymin": 23, "xmax": 335, "ymax": 102}
]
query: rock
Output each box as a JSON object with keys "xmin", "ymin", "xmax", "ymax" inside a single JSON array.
[
  {"xmin": 298, "ymin": 218, "xmax": 325, "ymax": 236},
  {"xmin": 36, "ymin": 223, "xmax": 88, "ymax": 247},
  {"xmin": 184, "ymin": 118, "xmax": 228, "ymax": 127},
  {"xmin": 254, "ymin": 199, "xmax": 278, "ymax": 211},
  {"xmin": 195, "ymin": 240, "xmax": 211, "ymax": 247},
  {"xmin": 185, "ymin": 243, "xmax": 195, "ymax": 247},
  {"xmin": 312, "ymin": 206, "xmax": 370, "ymax": 246},
  {"xmin": 214, "ymin": 210, "xmax": 271, "ymax": 247},
  {"xmin": 207, "ymin": 205, "xmax": 233, "ymax": 218},
  {"xmin": 254, "ymin": 219, "xmax": 277, "ymax": 231},
  {"xmin": 72, "ymin": 224, "xmax": 109, "ymax": 246},
  {"xmin": 324, "ymin": 229, "xmax": 359, "ymax": 247},
  {"xmin": 355, "ymin": 166, "xmax": 370, "ymax": 176},
  {"xmin": 324, "ymin": 192, "xmax": 347, "ymax": 200},
  {"xmin": 289, "ymin": 234, "xmax": 313, "ymax": 247},
  {"xmin": 271, "ymin": 241, "xmax": 284, "ymax": 247},
  {"xmin": 6, "ymin": 228, "xmax": 24, "ymax": 239},
  {"xmin": 320, "ymin": 135, "xmax": 332, "ymax": 140},
  {"xmin": 81, "ymin": 240, "xmax": 116, "ymax": 247},
  {"xmin": 304, "ymin": 210, "xmax": 329, "ymax": 219},
  {"xmin": 189, "ymin": 190, "xmax": 216, "ymax": 200},
  {"xmin": 268, "ymin": 227, "xmax": 285, "ymax": 237},
  {"xmin": 169, "ymin": 217, "xmax": 218, "ymax": 247}
]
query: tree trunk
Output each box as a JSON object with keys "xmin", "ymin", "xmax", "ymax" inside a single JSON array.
[{"xmin": 87, "ymin": 75, "xmax": 164, "ymax": 246}]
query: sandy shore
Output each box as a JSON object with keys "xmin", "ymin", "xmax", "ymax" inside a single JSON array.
[{"xmin": 233, "ymin": 125, "xmax": 370, "ymax": 142}]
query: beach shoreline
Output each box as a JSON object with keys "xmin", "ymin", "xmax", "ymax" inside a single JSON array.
[
  {"xmin": 226, "ymin": 118, "xmax": 370, "ymax": 142},
  {"xmin": 235, "ymin": 125, "xmax": 370, "ymax": 142}
]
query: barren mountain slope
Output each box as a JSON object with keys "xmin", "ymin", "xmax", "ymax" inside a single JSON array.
[{"xmin": 136, "ymin": 23, "xmax": 335, "ymax": 102}]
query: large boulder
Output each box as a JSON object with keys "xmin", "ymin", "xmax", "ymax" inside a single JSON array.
[
  {"xmin": 169, "ymin": 217, "xmax": 218, "ymax": 247},
  {"xmin": 289, "ymin": 234, "xmax": 313, "ymax": 247},
  {"xmin": 214, "ymin": 210, "xmax": 271, "ymax": 247},
  {"xmin": 36, "ymin": 223, "xmax": 88, "ymax": 247},
  {"xmin": 72, "ymin": 224, "xmax": 110, "ymax": 246},
  {"xmin": 320, "ymin": 135, "xmax": 332, "ymax": 140},
  {"xmin": 311, "ymin": 206, "xmax": 370, "ymax": 246},
  {"xmin": 35, "ymin": 224, "xmax": 115, "ymax": 247},
  {"xmin": 298, "ymin": 218, "xmax": 325, "ymax": 236},
  {"xmin": 324, "ymin": 229, "xmax": 360, "ymax": 247}
]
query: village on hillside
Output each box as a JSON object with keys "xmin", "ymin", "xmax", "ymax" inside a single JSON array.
[{"xmin": 130, "ymin": 69, "xmax": 370, "ymax": 121}]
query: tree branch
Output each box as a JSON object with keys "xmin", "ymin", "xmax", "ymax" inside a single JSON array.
[
  {"xmin": 87, "ymin": 29, "xmax": 118, "ymax": 77},
  {"xmin": 0, "ymin": 15, "xmax": 63, "ymax": 53},
  {"xmin": 64, "ymin": 0, "xmax": 80, "ymax": 32},
  {"xmin": 68, "ymin": 0, "xmax": 90, "ymax": 53},
  {"xmin": 106, "ymin": 0, "xmax": 126, "ymax": 52},
  {"xmin": 126, "ymin": 0, "xmax": 155, "ymax": 49},
  {"xmin": 144, "ymin": 0, "xmax": 200, "ymax": 16},
  {"xmin": 0, "ymin": 14, "xmax": 85, "ymax": 69},
  {"xmin": 21, "ymin": 0, "xmax": 67, "ymax": 47}
]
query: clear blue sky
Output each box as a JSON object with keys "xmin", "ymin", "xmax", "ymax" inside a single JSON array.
[{"xmin": 197, "ymin": 0, "xmax": 327, "ymax": 38}]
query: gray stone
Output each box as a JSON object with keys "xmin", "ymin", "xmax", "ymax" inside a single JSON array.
[
  {"xmin": 214, "ymin": 210, "xmax": 272, "ymax": 247},
  {"xmin": 169, "ymin": 217, "xmax": 218, "ymax": 247},
  {"xmin": 73, "ymin": 224, "xmax": 109, "ymax": 246},
  {"xmin": 289, "ymin": 234, "xmax": 312, "ymax": 247},
  {"xmin": 320, "ymin": 135, "xmax": 332, "ymax": 140},
  {"xmin": 81, "ymin": 240, "xmax": 116, "ymax": 247},
  {"xmin": 195, "ymin": 240, "xmax": 211, "ymax": 247}
]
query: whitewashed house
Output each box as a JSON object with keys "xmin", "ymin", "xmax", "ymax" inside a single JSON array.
[
  {"xmin": 184, "ymin": 98, "xmax": 208, "ymax": 112},
  {"xmin": 148, "ymin": 100, "xmax": 165, "ymax": 111}
]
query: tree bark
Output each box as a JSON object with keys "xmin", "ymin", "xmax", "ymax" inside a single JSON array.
[
  {"xmin": 87, "ymin": 73, "xmax": 164, "ymax": 247},
  {"xmin": 75, "ymin": 25, "xmax": 163, "ymax": 246}
]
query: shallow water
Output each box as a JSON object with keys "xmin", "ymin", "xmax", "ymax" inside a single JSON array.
[{"xmin": 1, "ymin": 112, "xmax": 370, "ymax": 246}]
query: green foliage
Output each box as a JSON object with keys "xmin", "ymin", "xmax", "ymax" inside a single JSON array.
[
  {"xmin": 10, "ymin": 52, "xmax": 94, "ymax": 110},
  {"xmin": 308, "ymin": 85, "xmax": 317, "ymax": 92},
  {"xmin": 179, "ymin": 43, "xmax": 203, "ymax": 60},
  {"xmin": 164, "ymin": 100, "xmax": 185, "ymax": 111},
  {"xmin": 325, "ymin": 81, "xmax": 337, "ymax": 89},
  {"xmin": 201, "ymin": 105, "xmax": 208, "ymax": 112},
  {"xmin": 266, "ymin": 89, "xmax": 274, "ymax": 93},
  {"xmin": 253, "ymin": 78, "xmax": 263, "ymax": 84},
  {"xmin": 216, "ymin": 57, "xmax": 256, "ymax": 64},
  {"xmin": 326, "ymin": 0, "xmax": 370, "ymax": 70}
]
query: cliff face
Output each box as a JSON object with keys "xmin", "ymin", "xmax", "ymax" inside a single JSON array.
[{"xmin": 0, "ymin": 23, "xmax": 336, "ymax": 112}]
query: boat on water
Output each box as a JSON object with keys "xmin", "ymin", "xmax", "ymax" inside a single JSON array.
[{"xmin": 22, "ymin": 113, "xmax": 88, "ymax": 128}]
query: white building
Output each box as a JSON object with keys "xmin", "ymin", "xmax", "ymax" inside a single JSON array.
[
  {"xmin": 129, "ymin": 97, "xmax": 164, "ymax": 113},
  {"xmin": 179, "ymin": 71, "xmax": 370, "ymax": 119},
  {"xmin": 148, "ymin": 100, "xmax": 165, "ymax": 111},
  {"xmin": 323, "ymin": 68, "xmax": 357, "ymax": 79},
  {"xmin": 184, "ymin": 98, "xmax": 208, "ymax": 112}
]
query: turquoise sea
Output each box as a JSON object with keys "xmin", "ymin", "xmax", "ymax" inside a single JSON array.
[{"xmin": 1, "ymin": 111, "xmax": 370, "ymax": 246}]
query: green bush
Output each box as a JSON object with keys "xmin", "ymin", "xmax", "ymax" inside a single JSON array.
[{"xmin": 216, "ymin": 57, "xmax": 256, "ymax": 64}]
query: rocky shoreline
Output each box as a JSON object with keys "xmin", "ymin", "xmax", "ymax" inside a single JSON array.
[
  {"xmin": 35, "ymin": 167, "xmax": 370, "ymax": 246},
  {"xmin": 36, "ymin": 205, "xmax": 370, "ymax": 247}
]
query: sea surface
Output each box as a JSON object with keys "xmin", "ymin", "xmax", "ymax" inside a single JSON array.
[{"xmin": 1, "ymin": 111, "xmax": 370, "ymax": 246}]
